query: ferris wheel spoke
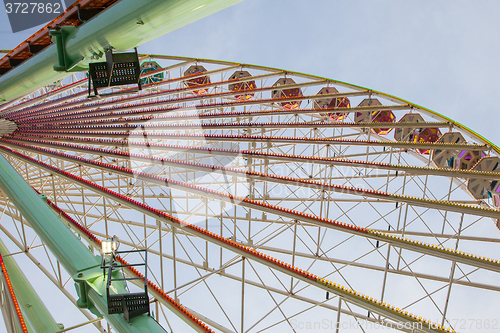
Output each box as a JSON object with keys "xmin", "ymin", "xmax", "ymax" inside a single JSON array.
[
  {"xmin": 0, "ymin": 79, "xmax": 88, "ymax": 116},
  {"xmin": 28, "ymin": 201, "xmax": 493, "ymax": 294},
  {"xmin": 17, "ymin": 102, "xmax": 409, "ymax": 128},
  {"xmin": 0, "ymin": 152, "xmax": 488, "ymax": 255},
  {"xmin": 0, "ymin": 210, "xmax": 107, "ymax": 332},
  {"xmin": 3, "ymin": 143, "xmax": 499, "ymax": 281},
  {"xmin": 11, "ymin": 71, "xmax": 294, "ymax": 123},
  {"xmin": 8, "ymin": 138, "xmax": 496, "ymax": 220},
  {"xmin": 15, "ymin": 135, "xmax": 499, "ymax": 182},
  {"xmin": 0, "ymin": 141, "xmax": 472, "ymax": 224},
  {"xmin": 44, "ymin": 196, "xmax": 222, "ymax": 333},
  {"xmin": 86, "ymin": 217, "xmax": 407, "ymax": 332},
  {"xmin": 23, "ymin": 122, "xmax": 451, "ymax": 133},
  {"xmin": 7, "ymin": 62, "xmax": 244, "ymax": 121},
  {"xmin": 258, "ymin": 241, "xmax": 500, "ymax": 292},
  {"xmin": 9, "ymin": 130, "xmax": 490, "ymax": 154},
  {"xmin": 18, "ymin": 104, "xmax": 411, "ymax": 127},
  {"xmin": 0, "ymin": 148, "xmax": 455, "ymax": 332},
  {"xmin": 12, "ymin": 85, "xmax": 367, "ymax": 124}
]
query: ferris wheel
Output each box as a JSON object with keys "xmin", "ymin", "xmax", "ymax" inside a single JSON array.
[{"xmin": 0, "ymin": 54, "xmax": 498, "ymax": 333}]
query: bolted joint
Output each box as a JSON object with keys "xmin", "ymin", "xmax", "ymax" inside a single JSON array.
[{"xmin": 49, "ymin": 26, "xmax": 83, "ymax": 72}]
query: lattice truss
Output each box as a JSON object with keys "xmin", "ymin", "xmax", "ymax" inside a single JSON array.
[{"xmin": 0, "ymin": 55, "xmax": 499, "ymax": 333}]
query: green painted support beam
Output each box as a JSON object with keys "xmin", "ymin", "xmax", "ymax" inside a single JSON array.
[
  {"xmin": 0, "ymin": 154, "xmax": 167, "ymax": 332},
  {"xmin": 0, "ymin": 0, "xmax": 242, "ymax": 104},
  {"xmin": 0, "ymin": 156, "xmax": 98, "ymax": 276},
  {"xmin": 0, "ymin": 239, "xmax": 63, "ymax": 333}
]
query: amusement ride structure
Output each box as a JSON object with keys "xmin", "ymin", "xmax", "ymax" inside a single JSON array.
[{"xmin": 0, "ymin": 1, "xmax": 499, "ymax": 332}]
